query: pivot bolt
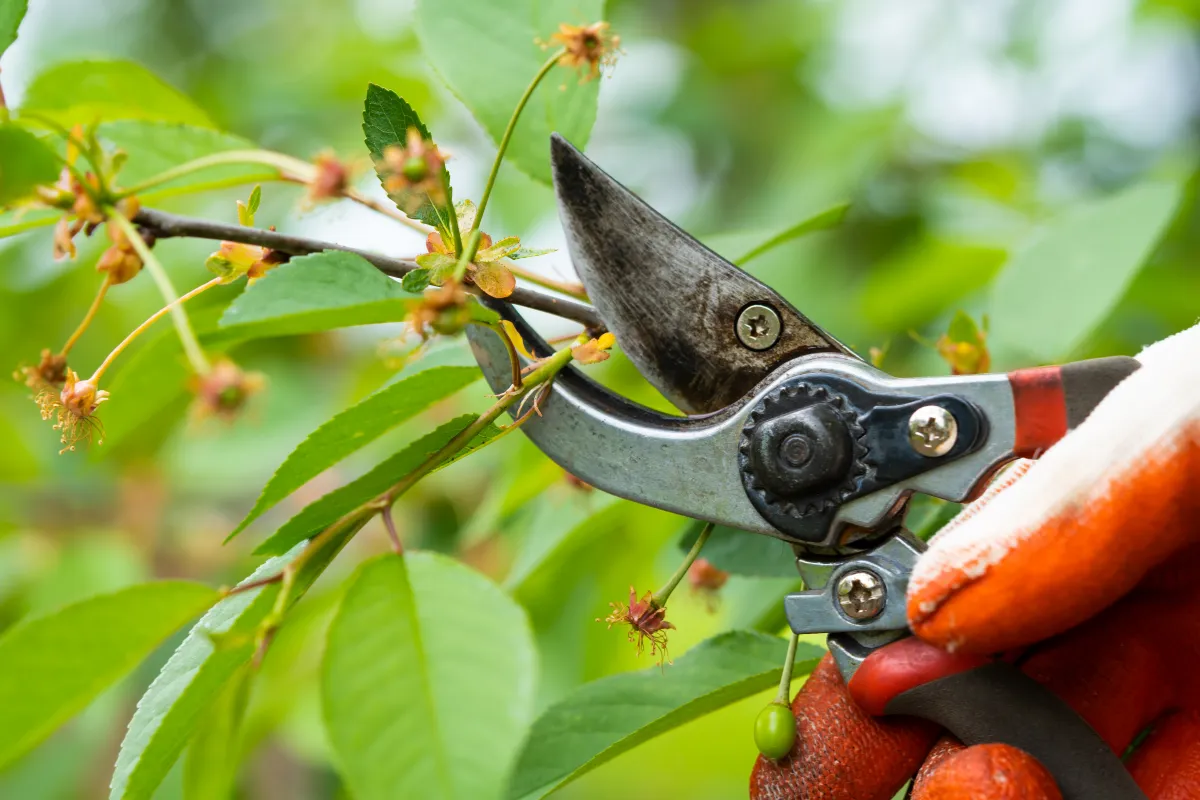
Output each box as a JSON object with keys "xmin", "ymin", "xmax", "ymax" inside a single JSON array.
[
  {"xmin": 736, "ymin": 304, "xmax": 781, "ymax": 351},
  {"xmin": 908, "ymin": 405, "xmax": 958, "ymax": 457},
  {"xmin": 836, "ymin": 570, "xmax": 885, "ymax": 620},
  {"xmin": 779, "ymin": 433, "xmax": 813, "ymax": 467}
]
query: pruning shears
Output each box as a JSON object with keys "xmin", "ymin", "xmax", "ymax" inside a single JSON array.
[{"xmin": 465, "ymin": 135, "xmax": 1146, "ymax": 800}]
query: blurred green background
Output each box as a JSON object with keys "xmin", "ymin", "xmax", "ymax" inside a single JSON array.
[{"xmin": 1, "ymin": 0, "xmax": 1197, "ymax": 797}]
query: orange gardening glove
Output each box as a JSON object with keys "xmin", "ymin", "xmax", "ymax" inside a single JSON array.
[{"xmin": 751, "ymin": 323, "xmax": 1200, "ymax": 800}]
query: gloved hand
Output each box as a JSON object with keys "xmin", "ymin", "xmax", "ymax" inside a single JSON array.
[{"xmin": 751, "ymin": 322, "xmax": 1200, "ymax": 800}]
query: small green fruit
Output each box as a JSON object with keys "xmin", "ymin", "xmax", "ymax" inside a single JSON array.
[
  {"xmin": 754, "ymin": 701, "xmax": 796, "ymax": 760},
  {"xmin": 402, "ymin": 156, "xmax": 429, "ymax": 181}
]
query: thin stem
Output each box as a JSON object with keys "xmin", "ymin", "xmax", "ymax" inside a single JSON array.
[
  {"xmin": 451, "ymin": 228, "xmax": 483, "ymax": 284},
  {"xmin": 60, "ymin": 276, "xmax": 112, "ymax": 356},
  {"xmin": 221, "ymin": 572, "xmax": 283, "ymax": 598},
  {"xmin": 445, "ymin": 180, "xmax": 463, "ymax": 256},
  {"xmin": 471, "ymin": 50, "xmax": 565, "ymax": 234},
  {"xmin": 141, "ymin": 172, "xmax": 281, "ymax": 204},
  {"xmin": 774, "ymin": 633, "xmax": 800, "ymax": 705},
  {"xmin": 382, "ymin": 505, "xmax": 403, "ymax": 554},
  {"xmin": 88, "ymin": 277, "xmax": 222, "ymax": 382},
  {"xmin": 653, "ymin": 521, "xmax": 715, "ymax": 607},
  {"xmin": 477, "ymin": 321, "xmax": 522, "ymax": 390},
  {"xmin": 119, "ymin": 149, "xmax": 314, "ymax": 197},
  {"xmin": 504, "ymin": 262, "xmax": 588, "ymax": 300},
  {"xmin": 132, "ymin": 207, "xmax": 605, "ymax": 330},
  {"xmin": 381, "ymin": 340, "xmax": 576, "ymax": 506},
  {"xmin": 110, "ymin": 214, "xmax": 212, "ymax": 376},
  {"xmin": 343, "ymin": 186, "xmax": 432, "ymax": 234},
  {"xmin": 120, "ymin": 148, "xmax": 432, "ymax": 234}
]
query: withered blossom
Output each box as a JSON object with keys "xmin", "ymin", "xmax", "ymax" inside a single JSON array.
[
  {"xmin": 406, "ymin": 282, "xmax": 471, "ymax": 337},
  {"xmin": 306, "ymin": 152, "xmax": 350, "ymax": 204},
  {"xmin": 687, "ymin": 558, "xmax": 729, "ymax": 611},
  {"xmin": 570, "ymin": 332, "xmax": 615, "ymax": 364},
  {"xmin": 547, "ymin": 22, "xmax": 621, "ymax": 82},
  {"xmin": 189, "ymin": 359, "xmax": 266, "ymax": 422},
  {"xmin": 377, "ymin": 128, "xmax": 448, "ymax": 216},
  {"xmin": 96, "ymin": 222, "xmax": 145, "ymax": 285},
  {"xmin": 600, "ymin": 586, "xmax": 675, "ymax": 664},
  {"xmin": 49, "ymin": 369, "xmax": 109, "ymax": 453}
]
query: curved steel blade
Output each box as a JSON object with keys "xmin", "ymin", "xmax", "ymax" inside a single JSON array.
[{"xmin": 551, "ymin": 134, "xmax": 855, "ymax": 414}]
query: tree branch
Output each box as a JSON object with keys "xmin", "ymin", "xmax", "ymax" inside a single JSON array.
[{"xmin": 132, "ymin": 207, "xmax": 605, "ymax": 330}]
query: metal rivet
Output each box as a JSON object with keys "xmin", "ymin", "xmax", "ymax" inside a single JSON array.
[
  {"xmin": 779, "ymin": 433, "xmax": 812, "ymax": 468},
  {"xmin": 736, "ymin": 304, "xmax": 781, "ymax": 351},
  {"xmin": 836, "ymin": 570, "xmax": 885, "ymax": 620},
  {"xmin": 908, "ymin": 405, "xmax": 958, "ymax": 457}
]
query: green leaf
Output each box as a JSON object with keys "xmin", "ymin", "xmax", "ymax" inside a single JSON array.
[
  {"xmin": 19, "ymin": 60, "xmax": 215, "ymax": 128},
  {"xmin": 218, "ymin": 250, "xmax": 418, "ymax": 338},
  {"xmin": 509, "ymin": 246, "xmax": 555, "ymax": 260},
  {"xmin": 416, "ymin": 251, "xmax": 459, "ymax": 284},
  {"xmin": 247, "ymin": 184, "xmax": 261, "ymax": 214},
  {"xmin": 507, "ymin": 630, "xmax": 823, "ymax": 799},
  {"xmin": 504, "ymin": 492, "xmax": 625, "ymax": 601},
  {"xmin": 401, "ymin": 267, "xmax": 433, "ymax": 292},
  {"xmin": 415, "ymin": 0, "xmax": 605, "ymax": 186},
  {"xmin": 323, "ymin": 553, "xmax": 537, "ymax": 800},
  {"xmin": 361, "ymin": 83, "xmax": 448, "ymax": 229},
  {"xmin": 734, "ymin": 202, "xmax": 851, "ymax": 264},
  {"xmin": 108, "ymin": 548, "xmax": 299, "ymax": 800},
  {"xmin": 230, "ymin": 365, "xmax": 481, "ymax": 537},
  {"xmin": 0, "ymin": 0, "xmax": 27, "ymax": 55},
  {"xmin": 479, "ymin": 235, "xmax": 521, "ymax": 261},
  {"xmin": 254, "ymin": 414, "xmax": 502, "ymax": 556},
  {"xmin": 989, "ymin": 181, "xmax": 1183, "ymax": 363},
  {"xmin": 859, "ymin": 240, "xmax": 1006, "ymax": 333},
  {"xmin": 0, "ymin": 124, "xmax": 60, "ymax": 206},
  {"xmin": 362, "ymin": 83, "xmax": 431, "ymax": 157},
  {"xmin": 676, "ymin": 522, "xmax": 799, "ymax": 578},
  {"xmin": 181, "ymin": 665, "xmax": 251, "ymax": 800},
  {"xmin": 946, "ymin": 309, "xmax": 983, "ymax": 343},
  {"xmin": 0, "ymin": 581, "xmax": 217, "ymax": 770}
]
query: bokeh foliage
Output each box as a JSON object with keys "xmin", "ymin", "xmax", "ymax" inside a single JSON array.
[{"xmin": 0, "ymin": 0, "xmax": 1197, "ymax": 798}]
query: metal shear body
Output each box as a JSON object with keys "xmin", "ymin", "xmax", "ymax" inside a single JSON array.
[{"xmin": 466, "ymin": 136, "xmax": 1145, "ymax": 800}]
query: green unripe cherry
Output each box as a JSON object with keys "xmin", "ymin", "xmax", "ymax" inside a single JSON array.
[
  {"xmin": 402, "ymin": 156, "xmax": 429, "ymax": 181},
  {"xmin": 754, "ymin": 701, "xmax": 796, "ymax": 760}
]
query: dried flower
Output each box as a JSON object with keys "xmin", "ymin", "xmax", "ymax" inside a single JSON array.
[
  {"xmin": 96, "ymin": 222, "xmax": 144, "ymax": 285},
  {"xmin": 48, "ymin": 369, "xmax": 109, "ymax": 453},
  {"xmin": 15, "ymin": 349, "xmax": 69, "ymax": 423},
  {"xmin": 307, "ymin": 152, "xmax": 350, "ymax": 204},
  {"xmin": 189, "ymin": 359, "xmax": 266, "ymax": 421},
  {"xmin": 406, "ymin": 282, "xmax": 470, "ymax": 337},
  {"xmin": 935, "ymin": 311, "xmax": 990, "ymax": 375},
  {"xmin": 546, "ymin": 22, "xmax": 621, "ymax": 81},
  {"xmin": 15, "ymin": 349, "xmax": 68, "ymax": 391},
  {"xmin": 570, "ymin": 332, "xmax": 615, "ymax": 364},
  {"xmin": 600, "ymin": 586, "xmax": 675, "ymax": 664},
  {"xmin": 688, "ymin": 558, "xmax": 729, "ymax": 611},
  {"xmin": 376, "ymin": 128, "xmax": 448, "ymax": 216}
]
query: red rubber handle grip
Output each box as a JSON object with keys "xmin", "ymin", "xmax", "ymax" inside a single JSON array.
[
  {"xmin": 849, "ymin": 639, "xmax": 1145, "ymax": 800},
  {"xmin": 1008, "ymin": 356, "xmax": 1139, "ymax": 457}
]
